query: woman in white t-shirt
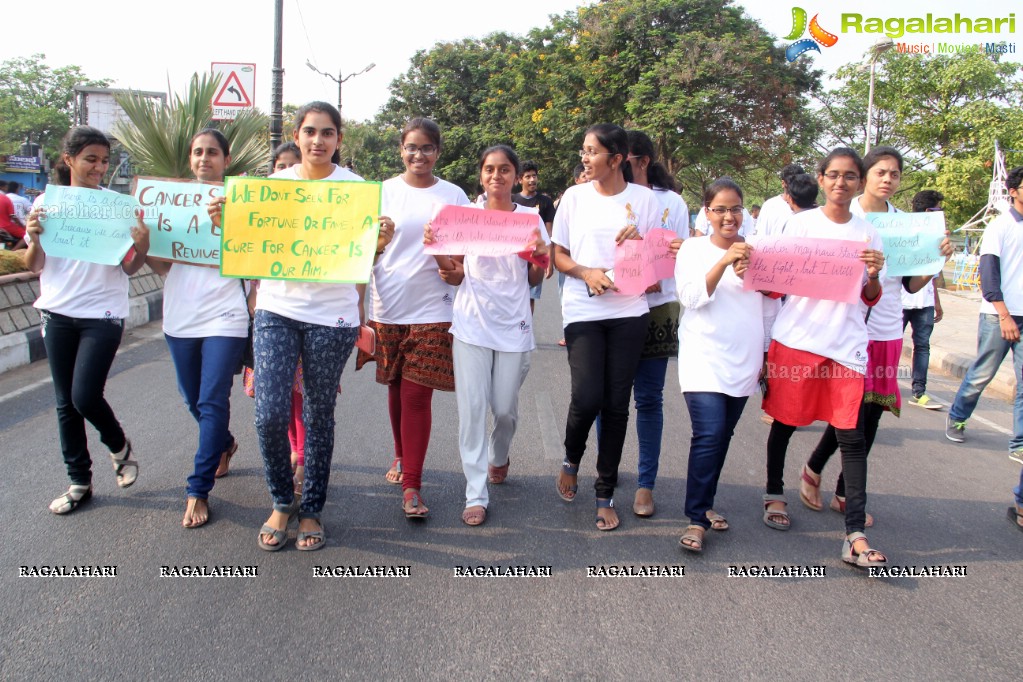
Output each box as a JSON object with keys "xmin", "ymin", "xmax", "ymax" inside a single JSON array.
[
  {"xmin": 359, "ymin": 118, "xmax": 471, "ymax": 520},
  {"xmin": 147, "ymin": 129, "xmax": 249, "ymax": 529},
  {"xmin": 620, "ymin": 129, "xmax": 688, "ymax": 518},
  {"xmin": 759, "ymin": 147, "xmax": 889, "ymax": 568},
  {"xmin": 801, "ymin": 146, "xmax": 952, "ymax": 523},
  {"xmin": 425, "ymin": 144, "xmax": 548, "ymax": 526},
  {"xmin": 213, "ymin": 102, "xmax": 394, "ymax": 551},
  {"xmin": 552, "ymin": 123, "xmax": 661, "ymax": 532},
  {"xmin": 23, "ymin": 126, "xmax": 150, "ymax": 514},
  {"xmin": 676, "ymin": 178, "xmax": 775, "ymax": 552}
]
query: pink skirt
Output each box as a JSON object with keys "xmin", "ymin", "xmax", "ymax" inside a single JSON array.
[
  {"xmin": 762, "ymin": 341, "xmax": 865, "ymax": 430},
  {"xmin": 864, "ymin": 339, "xmax": 902, "ymax": 416}
]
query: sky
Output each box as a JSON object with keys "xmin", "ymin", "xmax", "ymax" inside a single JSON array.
[{"xmin": 6, "ymin": 0, "xmax": 1020, "ymax": 124}]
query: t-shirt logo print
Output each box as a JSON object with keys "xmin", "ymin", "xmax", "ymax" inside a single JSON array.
[
  {"xmin": 442, "ymin": 293, "xmax": 454, "ymax": 304},
  {"xmin": 660, "ymin": 207, "xmax": 671, "ymax": 230},
  {"xmin": 624, "ymin": 203, "xmax": 639, "ymax": 233},
  {"xmin": 785, "ymin": 7, "xmax": 838, "ymax": 62}
]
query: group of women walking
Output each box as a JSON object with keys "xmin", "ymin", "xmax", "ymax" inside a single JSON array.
[{"xmin": 26, "ymin": 102, "xmax": 952, "ymax": 567}]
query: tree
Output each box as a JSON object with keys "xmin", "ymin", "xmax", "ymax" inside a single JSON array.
[
  {"xmin": 113, "ymin": 73, "xmax": 269, "ymax": 178},
  {"xmin": 339, "ymin": 121, "xmax": 402, "ymax": 182},
  {"xmin": 816, "ymin": 51, "xmax": 1023, "ymax": 226},
  {"xmin": 0, "ymin": 53, "xmax": 109, "ymax": 160}
]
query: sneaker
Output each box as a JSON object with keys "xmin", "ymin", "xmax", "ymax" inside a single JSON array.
[
  {"xmin": 1010, "ymin": 450, "xmax": 1023, "ymax": 466},
  {"xmin": 909, "ymin": 393, "xmax": 943, "ymax": 410},
  {"xmin": 945, "ymin": 416, "xmax": 966, "ymax": 443}
]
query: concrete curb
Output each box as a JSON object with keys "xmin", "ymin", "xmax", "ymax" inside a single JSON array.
[{"xmin": 0, "ymin": 290, "xmax": 163, "ymax": 373}]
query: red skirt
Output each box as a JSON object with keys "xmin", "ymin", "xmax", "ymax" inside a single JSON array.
[{"xmin": 762, "ymin": 341, "xmax": 864, "ymax": 429}]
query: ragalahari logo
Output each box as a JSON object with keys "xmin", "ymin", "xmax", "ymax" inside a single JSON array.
[{"xmin": 785, "ymin": 7, "xmax": 839, "ymax": 61}]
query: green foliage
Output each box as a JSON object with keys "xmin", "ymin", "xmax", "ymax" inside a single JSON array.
[
  {"xmin": 113, "ymin": 73, "xmax": 269, "ymax": 179},
  {"xmin": 340, "ymin": 121, "xmax": 402, "ymax": 182},
  {"xmin": 816, "ymin": 51, "xmax": 1023, "ymax": 227},
  {"xmin": 0, "ymin": 54, "xmax": 109, "ymax": 160}
]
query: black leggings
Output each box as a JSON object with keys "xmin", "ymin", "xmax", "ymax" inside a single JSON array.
[
  {"xmin": 563, "ymin": 314, "xmax": 648, "ymax": 499},
  {"xmin": 766, "ymin": 417, "xmax": 869, "ymax": 534},
  {"xmin": 807, "ymin": 401, "xmax": 885, "ymax": 497},
  {"xmin": 41, "ymin": 310, "xmax": 127, "ymax": 485}
]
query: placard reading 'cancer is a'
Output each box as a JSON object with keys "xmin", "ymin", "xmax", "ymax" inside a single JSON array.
[
  {"xmin": 219, "ymin": 177, "xmax": 381, "ymax": 283},
  {"xmin": 133, "ymin": 177, "xmax": 223, "ymax": 266}
]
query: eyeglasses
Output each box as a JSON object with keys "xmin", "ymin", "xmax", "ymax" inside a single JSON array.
[
  {"xmin": 578, "ymin": 150, "xmax": 612, "ymax": 159},
  {"xmin": 822, "ymin": 172, "xmax": 860, "ymax": 182},
  {"xmin": 403, "ymin": 144, "xmax": 438, "ymax": 156},
  {"xmin": 707, "ymin": 206, "xmax": 744, "ymax": 216}
]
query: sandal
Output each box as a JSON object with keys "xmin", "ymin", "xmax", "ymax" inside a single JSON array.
[
  {"xmin": 596, "ymin": 498, "xmax": 619, "ymax": 531},
  {"xmin": 1007, "ymin": 506, "xmax": 1023, "ymax": 533},
  {"xmin": 214, "ymin": 439, "xmax": 238, "ymax": 478},
  {"xmin": 679, "ymin": 525, "xmax": 705, "ymax": 553},
  {"xmin": 842, "ymin": 531, "xmax": 887, "ymax": 567},
  {"xmin": 556, "ymin": 460, "xmax": 579, "ymax": 502},
  {"xmin": 183, "ymin": 496, "xmax": 210, "ymax": 529},
  {"xmin": 830, "ymin": 494, "xmax": 874, "ymax": 527},
  {"xmin": 257, "ymin": 501, "xmax": 298, "ymax": 551},
  {"xmin": 799, "ymin": 464, "xmax": 824, "ymax": 511},
  {"xmin": 297, "ymin": 521, "xmax": 326, "ymax": 551},
  {"xmin": 403, "ymin": 489, "xmax": 429, "ymax": 519},
  {"xmin": 706, "ymin": 510, "xmax": 729, "ymax": 531},
  {"xmin": 109, "ymin": 439, "xmax": 139, "ymax": 488},
  {"xmin": 49, "ymin": 485, "xmax": 92, "ymax": 515},
  {"xmin": 385, "ymin": 459, "xmax": 403, "ymax": 485},
  {"xmin": 462, "ymin": 505, "xmax": 487, "ymax": 526},
  {"xmin": 488, "ymin": 460, "xmax": 509, "ymax": 485},
  {"xmin": 763, "ymin": 494, "xmax": 790, "ymax": 531}
]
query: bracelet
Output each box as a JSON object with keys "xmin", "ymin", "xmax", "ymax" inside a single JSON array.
[
  {"xmin": 1000, "ymin": 312, "xmax": 1011, "ymax": 321},
  {"xmin": 867, "ymin": 274, "xmax": 879, "ymax": 281}
]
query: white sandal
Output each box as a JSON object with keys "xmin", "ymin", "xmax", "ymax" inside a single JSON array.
[{"xmin": 49, "ymin": 485, "xmax": 92, "ymax": 515}]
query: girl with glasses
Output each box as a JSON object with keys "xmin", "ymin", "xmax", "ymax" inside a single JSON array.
[{"xmin": 359, "ymin": 117, "xmax": 471, "ymax": 519}]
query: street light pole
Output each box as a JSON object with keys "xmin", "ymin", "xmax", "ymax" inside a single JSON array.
[
  {"xmin": 269, "ymin": 0, "xmax": 284, "ymax": 159},
  {"xmin": 864, "ymin": 37, "xmax": 894, "ymax": 155},
  {"xmin": 306, "ymin": 61, "xmax": 376, "ymax": 117}
]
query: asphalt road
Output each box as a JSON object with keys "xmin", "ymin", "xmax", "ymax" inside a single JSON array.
[{"xmin": 1, "ymin": 290, "xmax": 1021, "ymax": 681}]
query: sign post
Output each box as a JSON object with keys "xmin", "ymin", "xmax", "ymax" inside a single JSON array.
[{"xmin": 211, "ymin": 62, "xmax": 256, "ymax": 121}]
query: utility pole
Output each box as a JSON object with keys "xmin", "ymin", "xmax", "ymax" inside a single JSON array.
[{"xmin": 269, "ymin": 0, "xmax": 284, "ymax": 163}]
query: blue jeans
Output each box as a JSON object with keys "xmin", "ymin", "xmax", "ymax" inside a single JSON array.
[
  {"xmin": 635, "ymin": 357, "xmax": 669, "ymax": 489},
  {"xmin": 683, "ymin": 392, "xmax": 747, "ymax": 528},
  {"xmin": 949, "ymin": 314, "xmax": 1023, "ymax": 450},
  {"xmin": 253, "ymin": 310, "xmax": 357, "ymax": 519},
  {"xmin": 902, "ymin": 307, "xmax": 934, "ymax": 395},
  {"xmin": 165, "ymin": 334, "xmax": 247, "ymax": 499}
]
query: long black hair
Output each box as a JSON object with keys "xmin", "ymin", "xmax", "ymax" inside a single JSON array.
[
  {"xmin": 585, "ymin": 123, "xmax": 633, "ymax": 183},
  {"xmin": 627, "ymin": 130, "xmax": 677, "ymax": 192}
]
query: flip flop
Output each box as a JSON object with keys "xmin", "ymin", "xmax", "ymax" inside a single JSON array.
[
  {"xmin": 679, "ymin": 525, "xmax": 705, "ymax": 553},
  {"xmin": 214, "ymin": 439, "xmax": 238, "ymax": 478},
  {"xmin": 403, "ymin": 489, "xmax": 429, "ymax": 519},
  {"xmin": 799, "ymin": 464, "xmax": 824, "ymax": 511},
  {"xmin": 385, "ymin": 459, "xmax": 403, "ymax": 485},
  {"xmin": 557, "ymin": 461, "xmax": 579, "ymax": 502},
  {"xmin": 183, "ymin": 497, "xmax": 210, "ymax": 529},
  {"xmin": 706, "ymin": 510, "xmax": 729, "ymax": 531},
  {"xmin": 462, "ymin": 505, "xmax": 487, "ymax": 526},
  {"xmin": 595, "ymin": 498, "xmax": 618, "ymax": 531}
]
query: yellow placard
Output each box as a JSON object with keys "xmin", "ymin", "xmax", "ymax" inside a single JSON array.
[{"xmin": 220, "ymin": 176, "xmax": 381, "ymax": 282}]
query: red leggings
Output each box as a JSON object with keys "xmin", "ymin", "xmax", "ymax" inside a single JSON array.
[{"xmin": 388, "ymin": 378, "xmax": 434, "ymax": 491}]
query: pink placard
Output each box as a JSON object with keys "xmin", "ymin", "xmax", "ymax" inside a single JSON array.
[
  {"xmin": 424, "ymin": 204, "xmax": 539, "ymax": 256},
  {"xmin": 646, "ymin": 228, "xmax": 678, "ymax": 280},
  {"xmin": 614, "ymin": 239, "xmax": 658, "ymax": 295},
  {"xmin": 742, "ymin": 236, "xmax": 866, "ymax": 304}
]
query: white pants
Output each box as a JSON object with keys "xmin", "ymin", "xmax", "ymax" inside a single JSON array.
[{"xmin": 453, "ymin": 338, "xmax": 531, "ymax": 508}]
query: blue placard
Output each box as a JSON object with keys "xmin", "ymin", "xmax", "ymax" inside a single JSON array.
[
  {"xmin": 133, "ymin": 177, "xmax": 223, "ymax": 265},
  {"xmin": 37, "ymin": 185, "xmax": 137, "ymax": 266},
  {"xmin": 865, "ymin": 211, "xmax": 946, "ymax": 277}
]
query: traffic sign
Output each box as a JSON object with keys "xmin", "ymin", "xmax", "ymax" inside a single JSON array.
[{"xmin": 211, "ymin": 62, "xmax": 256, "ymax": 120}]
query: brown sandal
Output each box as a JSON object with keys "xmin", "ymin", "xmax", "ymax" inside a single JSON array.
[
  {"xmin": 214, "ymin": 439, "xmax": 238, "ymax": 479},
  {"xmin": 488, "ymin": 460, "xmax": 509, "ymax": 485},
  {"xmin": 462, "ymin": 505, "xmax": 486, "ymax": 526}
]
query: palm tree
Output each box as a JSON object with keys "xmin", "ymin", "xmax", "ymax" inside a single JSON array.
[{"xmin": 113, "ymin": 73, "xmax": 268, "ymax": 178}]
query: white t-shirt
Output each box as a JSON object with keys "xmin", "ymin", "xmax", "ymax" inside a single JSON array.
[
  {"xmin": 770, "ymin": 207, "xmax": 884, "ymax": 372},
  {"xmin": 8, "ymin": 193, "xmax": 31, "ymax": 223},
  {"xmin": 255, "ymin": 165, "xmax": 363, "ymax": 328},
  {"xmin": 852, "ymin": 198, "xmax": 903, "ymax": 341},
  {"xmin": 450, "ymin": 205, "xmax": 547, "ymax": 353},
  {"xmin": 902, "ymin": 281, "xmax": 935, "ymax": 309},
  {"xmin": 647, "ymin": 188, "xmax": 689, "ymax": 308},
  {"xmin": 29, "ymin": 191, "xmax": 130, "ymax": 319},
  {"xmin": 693, "ymin": 205, "xmax": 752, "ymax": 238},
  {"xmin": 979, "ymin": 208, "xmax": 1023, "ymax": 316},
  {"xmin": 676, "ymin": 237, "xmax": 774, "ymax": 396},
  {"xmin": 750, "ymin": 194, "xmax": 791, "ymax": 240},
  {"xmin": 552, "ymin": 182, "xmax": 661, "ymax": 326},
  {"xmin": 369, "ymin": 176, "xmax": 471, "ymax": 324},
  {"xmin": 163, "ymin": 264, "xmax": 248, "ymax": 338}
]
